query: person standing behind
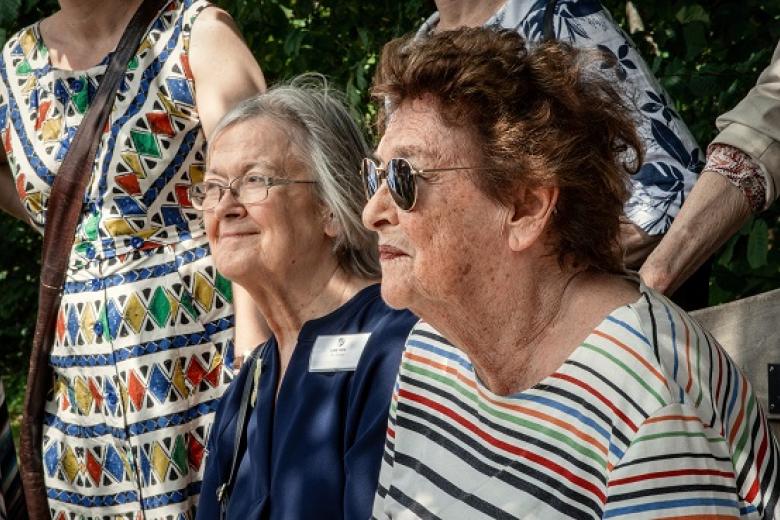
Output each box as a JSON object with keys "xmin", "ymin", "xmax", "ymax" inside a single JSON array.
[
  {"xmin": 0, "ymin": 0, "xmax": 265, "ymax": 517},
  {"xmin": 418, "ymin": 0, "xmax": 705, "ymax": 306},
  {"xmin": 642, "ymin": 41, "xmax": 780, "ymax": 295}
]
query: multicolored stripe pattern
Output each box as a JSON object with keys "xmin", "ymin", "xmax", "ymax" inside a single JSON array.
[{"xmin": 372, "ymin": 288, "xmax": 779, "ymax": 519}]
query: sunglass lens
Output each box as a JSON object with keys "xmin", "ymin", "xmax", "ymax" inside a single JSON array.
[
  {"xmin": 362, "ymin": 159, "xmax": 380, "ymax": 198},
  {"xmin": 388, "ymin": 158, "xmax": 416, "ymax": 210}
]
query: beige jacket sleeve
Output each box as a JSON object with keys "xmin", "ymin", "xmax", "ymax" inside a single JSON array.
[{"xmin": 713, "ymin": 41, "xmax": 780, "ymax": 208}]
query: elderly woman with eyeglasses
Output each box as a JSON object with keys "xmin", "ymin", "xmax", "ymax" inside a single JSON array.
[
  {"xmin": 363, "ymin": 28, "xmax": 780, "ymax": 519},
  {"xmin": 192, "ymin": 79, "xmax": 416, "ymax": 520}
]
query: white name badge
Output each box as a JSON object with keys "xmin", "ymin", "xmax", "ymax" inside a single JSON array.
[{"xmin": 309, "ymin": 333, "xmax": 371, "ymax": 372}]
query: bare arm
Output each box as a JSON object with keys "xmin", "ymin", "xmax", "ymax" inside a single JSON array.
[
  {"xmin": 189, "ymin": 6, "xmax": 270, "ymax": 358},
  {"xmin": 621, "ymin": 219, "xmax": 662, "ymax": 270},
  {"xmin": 0, "ymin": 148, "xmax": 30, "ymax": 223},
  {"xmin": 188, "ymin": 6, "xmax": 266, "ymax": 137},
  {"xmin": 640, "ymin": 170, "xmax": 751, "ymax": 294}
]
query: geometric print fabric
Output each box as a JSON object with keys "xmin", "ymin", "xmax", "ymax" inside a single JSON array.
[
  {"xmin": 41, "ymin": 240, "xmax": 234, "ymax": 520},
  {"xmin": 0, "ymin": 1, "xmax": 234, "ymax": 518},
  {"xmin": 40, "ymin": 237, "xmax": 234, "ymax": 520}
]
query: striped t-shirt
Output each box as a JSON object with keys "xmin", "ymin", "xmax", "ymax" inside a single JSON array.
[{"xmin": 372, "ymin": 288, "xmax": 779, "ymax": 519}]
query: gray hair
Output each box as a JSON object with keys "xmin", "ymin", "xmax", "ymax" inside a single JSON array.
[{"xmin": 208, "ymin": 74, "xmax": 379, "ymax": 278}]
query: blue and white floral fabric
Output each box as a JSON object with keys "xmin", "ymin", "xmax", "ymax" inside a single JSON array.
[{"xmin": 418, "ymin": 0, "xmax": 702, "ymax": 236}]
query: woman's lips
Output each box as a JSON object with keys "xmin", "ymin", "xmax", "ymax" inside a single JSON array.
[{"xmin": 378, "ymin": 244, "xmax": 407, "ymax": 260}]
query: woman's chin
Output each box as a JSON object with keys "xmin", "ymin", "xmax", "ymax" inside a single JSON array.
[
  {"xmin": 379, "ymin": 282, "xmax": 413, "ymax": 311},
  {"xmin": 214, "ymin": 255, "xmax": 252, "ymax": 283}
]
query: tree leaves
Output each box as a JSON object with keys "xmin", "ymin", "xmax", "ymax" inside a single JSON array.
[
  {"xmin": 747, "ymin": 218, "xmax": 769, "ymax": 269},
  {"xmin": 0, "ymin": 0, "xmax": 21, "ymax": 28},
  {"xmin": 675, "ymin": 4, "xmax": 710, "ymax": 25}
]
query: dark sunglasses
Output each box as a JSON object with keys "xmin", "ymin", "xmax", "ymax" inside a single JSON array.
[{"xmin": 361, "ymin": 157, "xmax": 484, "ymax": 211}]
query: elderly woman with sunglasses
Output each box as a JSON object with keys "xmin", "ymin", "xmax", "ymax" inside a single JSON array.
[
  {"xmin": 192, "ymin": 78, "xmax": 416, "ymax": 520},
  {"xmin": 363, "ymin": 28, "xmax": 780, "ymax": 519}
]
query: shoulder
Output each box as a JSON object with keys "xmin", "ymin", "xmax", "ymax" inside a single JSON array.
[
  {"xmin": 606, "ymin": 401, "xmax": 739, "ymax": 515},
  {"xmin": 186, "ymin": 1, "xmax": 239, "ymax": 42},
  {"xmin": 607, "ymin": 397, "xmax": 779, "ymax": 518},
  {"xmin": 627, "ymin": 287, "xmax": 758, "ymax": 434},
  {"xmin": 0, "ymin": 24, "xmax": 38, "ymax": 70},
  {"xmin": 177, "ymin": 0, "xmax": 235, "ymax": 55}
]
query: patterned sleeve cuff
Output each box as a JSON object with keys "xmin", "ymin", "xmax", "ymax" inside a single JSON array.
[{"xmin": 704, "ymin": 143, "xmax": 766, "ymax": 212}]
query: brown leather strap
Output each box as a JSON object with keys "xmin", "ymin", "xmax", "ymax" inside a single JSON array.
[{"xmin": 20, "ymin": 0, "xmax": 169, "ymax": 516}]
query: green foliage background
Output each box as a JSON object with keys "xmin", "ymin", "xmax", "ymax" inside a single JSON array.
[{"xmin": 0, "ymin": 0, "xmax": 779, "ymax": 419}]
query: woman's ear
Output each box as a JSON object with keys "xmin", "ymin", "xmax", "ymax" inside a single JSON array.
[
  {"xmin": 322, "ymin": 208, "xmax": 340, "ymax": 239},
  {"xmin": 504, "ymin": 184, "xmax": 558, "ymax": 252}
]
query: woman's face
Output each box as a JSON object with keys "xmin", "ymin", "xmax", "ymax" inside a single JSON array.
[
  {"xmin": 362, "ymin": 96, "xmax": 507, "ymax": 317},
  {"xmin": 204, "ymin": 117, "xmax": 330, "ymax": 288}
]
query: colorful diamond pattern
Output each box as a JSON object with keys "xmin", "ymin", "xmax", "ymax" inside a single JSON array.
[
  {"xmin": 192, "ymin": 272, "xmax": 214, "ymax": 312},
  {"xmin": 56, "ymin": 308, "xmax": 66, "ymax": 344},
  {"xmin": 74, "ymin": 376, "xmax": 93, "ymax": 414},
  {"xmin": 187, "ymin": 435, "xmax": 205, "ymax": 471},
  {"xmin": 147, "ymin": 112, "xmax": 175, "ymax": 137},
  {"xmin": 171, "ymin": 358, "xmax": 188, "ymax": 398},
  {"xmin": 124, "ymin": 292, "xmax": 146, "ymax": 334},
  {"xmin": 103, "ymin": 445, "xmax": 125, "ymax": 482},
  {"xmin": 61, "ymin": 446, "xmax": 79, "ymax": 483},
  {"xmin": 131, "ymin": 130, "xmax": 161, "ymax": 158},
  {"xmin": 185, "ymin": 357, "xmax": 206, "ymax": 387},
  {"xmin": 88, "ymin": 378, "xmax": 103, "ymax": 412},
  {"xmin": 85, "ymin": 450, "xmax": 102, "ymax": 485},
  {"xmin": 115, "ymin": 173, "xmax": 142, "ymax": 196},
  {"xmin": 80, "ymin": 303, "xmax": 96, "ymax": 344},
  {"xmin": 103, "ymin": 378, "xmax": 119, "ymax": 416},
  {"xmin": 148, "ymin": 364, "xmax": 171, "ymax": 403},
  {"xmin": 148, "ymin": 286, "xmax": 172, "ymax": 327},
  {"xmin": 214, "ymin": 271, "xmax": 232, "ymax": 302},
  {"xmin": 140, "ymin": 446, "xmax": 152, "ymax": 485},
  {"xmin": 105, "ymin": 298, "xmax": 123, "ymax": 340},
  {"xmin": 44, "ymin": 443, "xmax": 59, "ymax": 477},
  {"xmin": 150, "ymin": 442, "xmax": 170, "ymax": 481},
  {"xmin": 121, "ymin": 151, "xmax": 146, "ymax": 179},
  {"xmin": 165, "ymin": 77, "xmax": 194, "ymax": 106},
  {"xmin": 127, "ymin": 370, "xmax": 145, "ymax": 411},
  {"xmin": 66, "ymin": 305, "xmax": 80, "ymax": 345},
  {"xmin": 171, "ymin": 435, "xmax": 188, "ymax": 476}
]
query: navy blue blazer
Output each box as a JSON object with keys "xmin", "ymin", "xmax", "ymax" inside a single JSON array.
[{"xmin": 197, "ymin": 284, "xmax": 416, "ymax": 520}]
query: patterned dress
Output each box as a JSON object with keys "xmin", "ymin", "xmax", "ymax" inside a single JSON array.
[{"xmin": 0, "ymin": 1, "xmax": 235, "ymax": 518}]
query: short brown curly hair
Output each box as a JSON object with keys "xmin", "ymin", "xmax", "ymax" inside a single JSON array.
[{"xmin": 372, "ymin": 27, "xmax": 643, "ymax": 273}]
